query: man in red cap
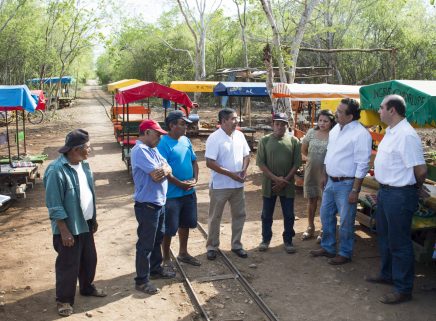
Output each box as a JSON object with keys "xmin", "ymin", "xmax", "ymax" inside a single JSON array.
[{"xmin": 131, "ymin": 119, "xmax": 175, "ymax": 295}]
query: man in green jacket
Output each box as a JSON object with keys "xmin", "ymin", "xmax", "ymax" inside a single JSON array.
[
  {"xmin": 256, "ymin": 113, "xmax": 301, "ymax": 253},
  {"xmin": 44, "ymin": 129, "xmax": 106, "ymax": 317}
]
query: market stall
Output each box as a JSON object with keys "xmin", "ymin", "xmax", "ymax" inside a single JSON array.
[
  {"xmin": 0, "ymin": 85, "xmax": 39, "ymax": 199},
  {"xmin": 358, "ymin": 80, "xmax": 436, "ymax": 262},
  {"xmin": 115, "ymin": 81, "xmax": 193, "ymax": 171},
  {"xmin": 213, "ymin": 81, "xmax": 269, "ymax": 148},
  {"xmin": 29, "ymin": 76, "xmax": 75, "ymax": 108},
  {"xmin": 170, "ymin": 81, "xmax": 219, "ymax": 135},
  {"xmin": 272, "ymin": 83, "xmax": 362, "ymax": 137}
]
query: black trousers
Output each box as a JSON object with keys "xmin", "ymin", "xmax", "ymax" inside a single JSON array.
[{"xmin": 53, "ymin": 223, "xmax": 97, "ymax": 305}]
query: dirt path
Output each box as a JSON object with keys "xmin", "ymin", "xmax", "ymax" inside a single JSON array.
[{"xmin": 0, "ymin": 85, "xmax": 435, "ymax": 321}]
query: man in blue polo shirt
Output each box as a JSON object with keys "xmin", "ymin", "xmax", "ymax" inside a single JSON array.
[
  {"xmin": 131, "ymin": 119, "xmax": 175, "ymax": 295},
  {"xmin": 158, "ymin": 110, "xmax": 200, "ymax": 268}
]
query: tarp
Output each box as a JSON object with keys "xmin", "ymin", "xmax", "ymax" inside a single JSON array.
[
  {"xmin": 115, "ymin": 81, "xmax": 193, "ymax": 108},
  {"xmin": 0, "ymin": 85, "xmax": 37, "ymax": 112},
  {"xmin": 214, "ymin": 82, "xmax": 269, "ymax": 97},
  {"xmin": 272, "ymin": 83, "xmax": 361, "ymax": 100},
  {"xmin": 107, "ymin": 79, "xmax": 142, "ymax": 92},
  {"xmin": 170, "ymin": 81, "xmax": 218, "ymax": 93},
  {"xmin": 359, "ymin": 80, "xmax": 436, "ymax": 126},
  {"xmin": 29, "ymin": 76, "xmax": 74, "ymax": 84},
  {"xmin": 30, "ymin": 90, "xmax": 46, "ymax": 110}
]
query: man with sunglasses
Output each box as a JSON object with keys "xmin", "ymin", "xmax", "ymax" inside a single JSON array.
[
  {"xmin": 310, "ymin": 99, "xmax": 372, "ymax": 265},
  {"xmin": 44, "ymin": 129, "xmax": 106, "ymax": 317}
]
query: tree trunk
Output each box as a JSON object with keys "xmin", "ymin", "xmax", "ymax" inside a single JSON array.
[
  {"xmin": 288, "ymin": 0, "xmax": 320, "ymax": 84},
  {"xmin": 260, "ymin": 0, "xmax": 287, "ymax": 83}
]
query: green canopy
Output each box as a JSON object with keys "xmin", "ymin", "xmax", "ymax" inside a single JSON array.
[{"xmin": 359, "ymin": 80, "xmax": 436, "ymax": 126}]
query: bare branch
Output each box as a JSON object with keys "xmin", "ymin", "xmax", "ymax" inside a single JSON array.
[
  {"xmin": 161, "ymin": 38, "xmax": 195, "ymax": 68},
  {"xmin": 0, "ymin": 0, "xmax": 28, "ymax": 34}
]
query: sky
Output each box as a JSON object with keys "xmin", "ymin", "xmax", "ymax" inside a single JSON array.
[
  {"xmin": 122, "ymin": 0, "xmax": 172, "ymax": 22},
  {"xmin": 93, "ymin": 0, "xmax": 235, "ymax": 58},
  {"xmin": 114, "ymin": 0, "xmax": 234, "ymax": 23}
]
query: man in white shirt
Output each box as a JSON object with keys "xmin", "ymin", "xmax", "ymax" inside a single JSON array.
[
  {"xmin": 310, "ymin": 98, "xmax": 372, "ymax": 265},
  {"xmin": 205, "ymin": 108, "xmax": 250, "ymax": 260},
  {"xmin": 366, "ymin": 95, "xmax": 427, "ymax": 304}
]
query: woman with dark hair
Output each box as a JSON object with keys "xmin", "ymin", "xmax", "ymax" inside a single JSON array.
[{"xmin": 301, "ymin": 109, "xmax": 336, "ymax": 241}]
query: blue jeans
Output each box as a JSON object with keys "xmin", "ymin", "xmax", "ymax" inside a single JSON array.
[
  {"xmin": 261, "ymin": 196, "xmax": 295, "ymax": 244},
  {"xmin": 376, "ymin": 185, "xmax": 418, "ymax": 294},
  {"xmin": 165, "ymin": 193, "xmax": 198, "ymax": 236},
  {"xmin": 134, "ymin": 202, "xmax": 165, "ymax": 285},
  {"xmin": 320, "ymin": 178, "xmax": 356, "ymax": 258}
]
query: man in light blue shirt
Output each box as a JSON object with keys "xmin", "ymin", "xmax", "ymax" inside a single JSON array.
[
  {"xmin": 131, "ymin": 119, "xmax": 175, "ymax": 295},
  {"xmin": 158, "ymin": 111, "xmax": 200, "ymax": 268}
]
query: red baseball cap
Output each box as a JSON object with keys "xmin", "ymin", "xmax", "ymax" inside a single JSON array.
[{"xmin": 139, "ymin": 119, "xmax": 167, "ymax": 135}]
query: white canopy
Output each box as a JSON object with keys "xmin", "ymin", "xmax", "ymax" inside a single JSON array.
[{"xmin": 272, "ymin": 83, "xmax": 361, "ymax": 101}]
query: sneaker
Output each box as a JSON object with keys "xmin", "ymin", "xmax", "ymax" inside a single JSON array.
[
  {"xmin": 258, "ymin": 241, "xmax": 270, "ymax": 252},
  {"xmin": 284, "ymin": 242, "xmax": 296, "ymax": 254}
]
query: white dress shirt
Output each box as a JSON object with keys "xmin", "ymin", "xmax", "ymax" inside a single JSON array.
[
  {"xmin": 374, "ymin": 118, "xmax": 425, "ymax": 186},
  {"xmin": 69, "ymin": 162, "xmax": 94, "ymax": 220},
  {"xmin": 205, "ymin": 128, "xmax": 250, "ymax": 189},
  {"xmin": 324, "ymin": 121, "xmax": 372, "ymax": 179}
]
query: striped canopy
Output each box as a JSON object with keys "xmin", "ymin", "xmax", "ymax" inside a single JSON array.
[{"xmin": 272, "ymin": 83, "xmax": 361, "ymax": 100}]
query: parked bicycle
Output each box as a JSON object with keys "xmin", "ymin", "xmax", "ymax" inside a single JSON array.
[{"xmin": 0, "ymin": 109, "xmax": 45, "ymax": 126}]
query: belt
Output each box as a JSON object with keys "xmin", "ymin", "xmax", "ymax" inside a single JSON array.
[
  {"xmin": 329, "ymin": 176, "xmax": 354, "ymax": 182},
  {"xmin": 379, "ymin": 183, "xmax": 418, "ymax": 189}
]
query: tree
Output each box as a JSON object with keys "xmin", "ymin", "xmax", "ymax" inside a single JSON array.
[
  {"xmin": 259, "ymin": 0, "xmax": 287, "ymax": 83},
  {"xmin": 175, "ymin": 0, "xmax": 222, "ymax": 80},
  {"xmin": 0, "ymin": 0, "xmax": 27, "ymax": 34},
  {"xmin": 288, "ymin": 0, "xmax": 320, "ymax": 83}
]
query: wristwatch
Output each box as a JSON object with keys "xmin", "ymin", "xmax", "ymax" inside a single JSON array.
[{"xmin": 351, "ymin": 188, "xmax": 360, "ymax": 193}]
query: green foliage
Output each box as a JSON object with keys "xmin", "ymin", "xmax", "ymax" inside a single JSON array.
[
  {"xmin": 1, "ymin": 0, "xmax": 434, "ymax": 88},
  {"xmin": 0, "ymin": 0, "xmax": 102, "ymax": 86}
]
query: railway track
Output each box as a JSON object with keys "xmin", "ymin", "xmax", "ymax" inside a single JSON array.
[
  {"xmin": 170, "ymin": 222, "xmax": 279, "ymax": 321},
  {"xmin": 91, "ymin": 86, "xmax": 279, "ymax": 320},
  {"xmin": 91, "ymin": 87, "xmax": 113, "ymax": 121}
]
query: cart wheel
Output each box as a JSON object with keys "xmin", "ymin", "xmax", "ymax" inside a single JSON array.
[
  {"xmin": 0, "ymin": 200, "xmax": 12, "ymax": 213},
  {"xmin": 27, "ymin": 110, "xmax": 44, "ymax": 124},
  {"xmin": 0, "ymin": 112, "xmax": 13, "ymax": 126}
]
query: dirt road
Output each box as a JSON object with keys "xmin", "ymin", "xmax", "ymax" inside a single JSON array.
[{"xmin": 0, "ymin": 85, "xmax": 435, "ymax": 321}]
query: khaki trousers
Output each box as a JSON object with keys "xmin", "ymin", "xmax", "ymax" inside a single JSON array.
[{"xmin": 206, "ymin": 187, "xmax": 246, "ymax": 251}]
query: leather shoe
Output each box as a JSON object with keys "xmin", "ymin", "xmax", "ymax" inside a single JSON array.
[
  {"xmin": 379, "ymin": 292, "xmax": 412, "ymax": 304},
  {"xmin": 365, "ymin": 275, "xmax": 393, "ymax": 285},
  {"xmin": 207, "ymin": 250, "xmax": 217, "ymax": 260},
  {"xmin": 309, "ymin": 248, "xmax": 335, "ymax": 258},
  {"xmin": 231, "ymin": 248, "xmax": 248, "ymax": 258},
  {"xmin": 328, "ymin": 255, "xmax": 351, "ymax": 265}
]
